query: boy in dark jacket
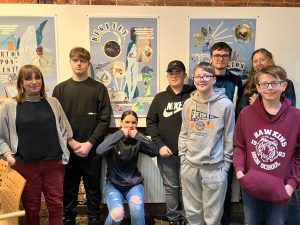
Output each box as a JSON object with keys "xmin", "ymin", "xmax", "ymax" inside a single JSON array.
[{"xmin": 146, "ymin": 60, "xmax": 194, "ymax": 225}]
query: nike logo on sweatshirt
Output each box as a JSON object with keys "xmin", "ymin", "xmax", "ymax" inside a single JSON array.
[{"xmin": 163, "ymin": 102, "xmax": 183, "ymax": 117}]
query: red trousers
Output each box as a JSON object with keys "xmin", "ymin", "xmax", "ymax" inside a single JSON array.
[{"xmin": 13, "ymin": 159, "xmax": 64, "ymax": 225}]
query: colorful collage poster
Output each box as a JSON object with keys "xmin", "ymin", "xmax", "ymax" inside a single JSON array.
[
  {"xmin": 89, "ymin": 17, "xmax": 158, "ymax": 117},
  {"xmin": 189, "ymin": 18, "xmax": 256, "ymax": 83},
  {"xmin": 0, "ymin": 16, "xmax": 57, "ymax": 102}
]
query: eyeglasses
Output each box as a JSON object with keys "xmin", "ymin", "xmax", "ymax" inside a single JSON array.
[
  {"xmin": 71, "ymin": 58, "xmax": 89, "ymax": 63},
  {"xmin": 194, "ymin": 74, "xmax": 215, "ymax": 81},
  {"xmin": 258, "ymin": 81, "xmax": 284, "ymax": 89},
  {"xmin": 212, "ymin": 54, "xmax": 230, "ymax": 60}
]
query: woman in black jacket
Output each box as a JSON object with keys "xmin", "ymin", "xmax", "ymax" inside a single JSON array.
[{"xmin": 96, "ymin": 110, "xmax": 157, "ymax": 225}]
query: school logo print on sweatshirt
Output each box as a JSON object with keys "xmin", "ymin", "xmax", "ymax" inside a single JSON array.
[
  {"xmin": 188, "ymin": 109, "xmax": 218, "ymax": 134},
  {"xmin": 251, "ymin": 129, "xmax": 287, "ymax": 171},
  {"xmin": 163, "ymin": 102, "xmax": 183, "ymax": 117}
]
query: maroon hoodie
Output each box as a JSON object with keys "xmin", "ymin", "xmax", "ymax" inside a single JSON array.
[{"xmin": 233, "ymin": 96, "xmax": 300, "ymax": 203}]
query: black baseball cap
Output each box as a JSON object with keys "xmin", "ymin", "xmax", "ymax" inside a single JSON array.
[{"xmin": 166, "ymin": 60, "xmax": 186, "ymax": 72}]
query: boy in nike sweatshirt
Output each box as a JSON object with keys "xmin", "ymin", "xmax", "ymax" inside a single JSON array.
[
  {"xmin": 147, "ymin": 60, "xmax": 194, "ymax": 225},
  {"xmin": 233, "ymin": 66, "xmax": 300, "ymax": 225},
  {"xmin": 179, "ymin": 62, "xmax": 235, "ymax": 225}
]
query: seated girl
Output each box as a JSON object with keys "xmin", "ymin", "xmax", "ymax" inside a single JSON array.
[{"xmin": 96, "ymin": 110, "xmax": 158, "ymax": 225}]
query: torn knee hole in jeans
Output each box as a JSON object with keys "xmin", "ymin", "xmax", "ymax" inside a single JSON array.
[
  {"xmin": 129, "ymin": 196, "xmax": 142, "ymax": 204},
  {"xmin": 110, "ymin": 206, "xmax": 124, "ymax": 221}
]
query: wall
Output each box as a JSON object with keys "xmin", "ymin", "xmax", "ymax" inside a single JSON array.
[
  {"xmin": 1, "ymin": 0, "xmax": 300, "ymax": 7},
  {"xmin": 1, "ymin": 4, "xmax": 300, "ymax": 126}
]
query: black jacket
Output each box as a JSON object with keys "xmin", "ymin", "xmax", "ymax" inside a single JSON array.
[
  {"xmin": 96, "ymin": 130, "xmax": 158, "ymax": 192},
  {"xmin": 146, "ymin": 84, "xmax": 194, "ymax": 155},
  {"xmin": 214, "ymin": 69, "xmax": 243, "ymax": 111}
]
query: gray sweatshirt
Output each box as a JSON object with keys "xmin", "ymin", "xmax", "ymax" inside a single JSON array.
[{"xmin": 178, "ymin": 88, "xmax": 235, "ymax": 171}]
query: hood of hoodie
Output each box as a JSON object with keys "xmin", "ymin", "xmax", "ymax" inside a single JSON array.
[
  {"xmin": 190, "ymin": 87, "xmax": 228, "ymax": 103},
  {"xmin": 252, "ymin": 95, "xmax": 291, "ymax": 124},
  {"xmin": 166, "ymin": 84, "xmax": 195, "ymax": 96},
  {"xmin": 190, "ymin": 88, "xmax": 228, "ymax": 124}
]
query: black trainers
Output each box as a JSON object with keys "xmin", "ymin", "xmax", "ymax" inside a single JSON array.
[
  {"xmin": 180, "ymin": 218, "xmax": 188, "ymax": 225},
  {"xmin": 169, "ymin": 220, "xmax": 181, "ymax": 225},
  {"xmin": 63, "ymin": 219, "xmax": 76, "ymax": 225}
]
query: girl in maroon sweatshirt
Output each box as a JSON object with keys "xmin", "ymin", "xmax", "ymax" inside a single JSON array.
[{"xmin": 233, "ymin": 65, "xmax": 300, "ymax": 225}]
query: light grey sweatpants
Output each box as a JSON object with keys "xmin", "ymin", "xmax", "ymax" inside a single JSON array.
[{"xmin": 181, "ymin": 159, "xmax": 228, "ymax": 225}]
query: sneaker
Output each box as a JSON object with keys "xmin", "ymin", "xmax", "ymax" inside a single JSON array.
[
  {"xmin": 180, "ymin": 218, "xmax": 188, "ymax": 225},
  {"xmin": 169, "ymin": 220, "xmax": 181, "ymax": 225}
]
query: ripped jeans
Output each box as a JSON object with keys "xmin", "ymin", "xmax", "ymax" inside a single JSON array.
[{"xmin": 103, "ymin": 180, "xmax": 145, "ymax": 225}]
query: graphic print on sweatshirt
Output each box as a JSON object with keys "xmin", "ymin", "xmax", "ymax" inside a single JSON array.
[
  {"xmin": 163, "ymin": 101, "xmax": 184, "ymax": 117},
  {"xmin": 251, "ymin": 129, "xmax": 287, "ymax": 171},
  {"xmin": 188, "ymin": 109, "xmax": 218, "ymax": 136}
]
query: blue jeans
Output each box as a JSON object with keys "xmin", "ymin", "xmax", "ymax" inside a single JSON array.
[
  {"xmin": 242, "ymin": 190, "xmax": 288, "ymax": 225},
  {"xmin": 286, "ymin": 191, "xmax": 300, "ymax": 225},
  {"xmin": 103, "ymin": 181, "xmax": 145, "ymax": 225}
]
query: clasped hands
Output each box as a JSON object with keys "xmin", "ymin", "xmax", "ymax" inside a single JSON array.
[
  {"xmin": 67, "ymin": 138, "xmax": 92, "ymax": 158},
  {"xmin": 121, "ymin": 128, "xmax": 137, "ymax": 139}
]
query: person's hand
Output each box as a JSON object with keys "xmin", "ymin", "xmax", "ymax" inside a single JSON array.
[
  {"xmin": 285, "ymin": 184, "xmax": 294, "ymax": 197},
  {"xmin": 73, "ymin": 141, "xmax": 92, "ymax": 158},
  {"xmin": 128, "ymin": 129, "xmax": 138, "ymax": 138},
  {"xmin": 6, "ymin": 153, "xmax": 16, "ymax": 166},
  {"xmin": 121, "ymin": 128, "xmax": 129, "ymax": 138},
  {"xmin": 67, "ymin": 138, "xmax": 81, "ymax": 151},
  {"xmin": 249, "ymin": 96, "xmax": 257, "ymax": 105},
  {"xmin": 159, "ymin": 146, "xmax": 172, "ymax": 157},
  {"xmin": 236, "ymin": 171, "xmax": 245, "ymax": 179},
  {"xmin": 249, "ymin": 93, "xmax": 258, "ymax": 105}
]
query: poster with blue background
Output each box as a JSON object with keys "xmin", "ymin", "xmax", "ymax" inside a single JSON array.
[
  {"xmin": 89, "ymin": 17, "xmax": 158, "ymax": 117},
  {"xmin": 0, "ymin": 16, "xmax": 57, "ymax": 101},
  {"xmin": 189, "ymin": 18, "xmax": 256, "ymax": 83}
]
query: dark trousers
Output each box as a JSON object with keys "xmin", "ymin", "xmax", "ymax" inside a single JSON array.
[
  {"xmin": 157, "ymin": 155, "xmax": 184, "ymax": 222},
  {"xmin": 63, "ymin": 152, "xmax": 102, "ymax": 225}
]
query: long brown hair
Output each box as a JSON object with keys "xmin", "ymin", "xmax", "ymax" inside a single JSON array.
[
  {"xmin": 15, "ymin": 65, "xmax": 46, "ymax": 102},
  {"xmin": 244, "ymin": 48, "xmax": 275, "ymax": 96}
]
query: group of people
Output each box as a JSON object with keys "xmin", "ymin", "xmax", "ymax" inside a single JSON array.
[
  {"xmin": 147, "ymin": 42, "xmax": 300, "ymax": 225},
  {"xmin": 0, "ymin": 47, "xmax": 111, "ymax": 225},
  {"xmin": 0, "ymin": 42, "xmax": 299, "ymax": 225}
]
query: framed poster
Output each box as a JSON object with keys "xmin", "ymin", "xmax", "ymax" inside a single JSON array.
[
  {"xmin": 189, "ymin": 18, "xmax": 256, "ymax": 82},
  {"xmin": 0, "ymin": 16, "xmax": 57, "ymax": 100},
  {"xmin": 89, "ymin": 16, "xmax": 158, "ymax": 117}
]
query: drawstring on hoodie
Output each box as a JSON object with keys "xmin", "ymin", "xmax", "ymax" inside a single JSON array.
[
  {"xmin": 169, "ymin": 85, "xmax": 191, "ymax": 116},
  {"xmin": 195, "ymin": 94, "xmax": 211, "ymax": 125},
  {"xmin": 207, "ymin": 101, "xmax": 210, "ymax": 125}
]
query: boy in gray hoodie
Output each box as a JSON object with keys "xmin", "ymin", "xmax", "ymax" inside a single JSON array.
[{"xmin": 179, "ymin": 62, "xmax": 235, "ymax": 225}]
